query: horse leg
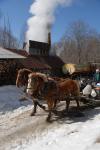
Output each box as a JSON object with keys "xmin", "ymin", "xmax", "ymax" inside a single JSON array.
[
  {"xmin": 46, "ymin": 99, "xmax": 54, "ymax": 122},
  {"xmin": 53, "ymin": 99, "xmax": 58, "ymax": 109},
  {"xmin": 66, "ymin": 99, "xmax": 70, "ymax": 112},
  {"xmin": 31, "ymin": 99, "xmax": 46, "ymax": 116},
  {"xmin": 30, "ymin": 100, "xmax": 38, "ymax": 116},
  {"xmin": 46, "ymin": 110, "xmax": 52, "ymax": 122},
  {"xmin": 75, "ymin": 97, "xmax": 80, "ymax": 111},
  {"xmin": 36, "ymin": 101, "xmax": 46, "ymax": 111}
]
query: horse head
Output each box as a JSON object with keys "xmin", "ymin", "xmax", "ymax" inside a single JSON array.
[
  {"xmin": 27, "ymin": 72, "xmax": 58, "ymax": 98},
  {"xmin": 16, "ymin": 68, "xmax": 32, "ymax": 87},
  {"xmin": 26, "ymin": 72, "xmax": 47, "ymax": 94}
]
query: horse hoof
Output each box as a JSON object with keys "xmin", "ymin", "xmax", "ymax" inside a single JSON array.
[
  {"xmin": 46, "ymin": 117, "xmax": 52, "ymax": 123},
  {"xmin": 19, "ymin": 97, "xmax": 27, "ymax": 101},
  {"xmin": 42, "ymin": 106, "xmax": 46, "ymax": 110},
  {"xmin": 30, "ymin": 113, "xmax": 35, "ymax": 116}
]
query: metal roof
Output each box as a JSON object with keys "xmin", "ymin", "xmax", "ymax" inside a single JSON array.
[{"xmin": 0, "ymin": 47, "xmax": 26, "ymax": 58}]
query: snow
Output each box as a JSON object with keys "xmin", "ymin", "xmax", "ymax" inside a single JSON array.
[
  {"xmin": 0, "ymin": 85, "xmax": 32, "ymax": 114},
  {"xmin": 13, "ymin": 112, "xmax": 100, "ymax": 150},
  {"xmin": 0, "ymin": 47, "xmax": 25, "ymax": 58},
  {"xmin": 0, "ymin": 85, "xmax": 100, "ymax": 150}
]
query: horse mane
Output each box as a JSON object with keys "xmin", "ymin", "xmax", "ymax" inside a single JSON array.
[
  {"xmin": 28, "ymin": 72, "xmax": 48, "ymax": 82},
  {"xmin": 18, "ymin": 68, "xmax": 32, "ymax": 74},
  {"xmin": 36, "ymin": 72, "xmax": 48, "ymax": 81}
]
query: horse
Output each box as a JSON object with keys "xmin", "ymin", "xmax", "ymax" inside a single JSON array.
[
  {"xmin": 27, "ymin": 72, "xmax": 80, "ymax": 121},
  {"xmin": 16, "ymin": 68, "xmax": 32, "ymax": 88},
  {"xmin": 16, "ymin": 68, "xmax": 46, "ymax": 112}
]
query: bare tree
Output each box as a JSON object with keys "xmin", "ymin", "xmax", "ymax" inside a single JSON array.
[
  {"xmin": 19, "ymin": 23, "xmax": 27, "ymax": 48},
  {"xmin": 0, "ymin": 15, "xmax": 19, "ymax": 49},
  {"xmin": 55, "ymin": 20, "xmax": 100, "ymax": 64}
]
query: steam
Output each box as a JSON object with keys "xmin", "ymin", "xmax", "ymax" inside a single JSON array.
[{"xmin": 26, "ymin": 0, "xmax": 73, "ymax": 43}]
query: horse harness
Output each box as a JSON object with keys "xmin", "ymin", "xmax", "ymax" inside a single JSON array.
[
  {"xmin": 26, "ymin": 76, "xmax": 77, "ymax": 101},
  {"xmin": 27, "ymin": 77, "xmax": 59, "ymax": 100}
]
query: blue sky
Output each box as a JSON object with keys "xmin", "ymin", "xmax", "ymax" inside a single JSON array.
[{"xmin": 0, "ymin": 0, "xmax": 100, "ymax": 43}]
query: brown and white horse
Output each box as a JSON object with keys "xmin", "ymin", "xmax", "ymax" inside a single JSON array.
[
  {"xmin": 16, "ymin": 68, "xmax": 32, "ymax": 88},
  {"xmin": 16, "ymin": 68, "xmax": 46, "ymax": 113},
  {"xmin": 27, "ymin": 72, "xmax": 80, "ymax": 121}
]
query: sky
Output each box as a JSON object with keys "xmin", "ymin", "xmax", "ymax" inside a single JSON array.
[{"xmin": 0, "ymin": 0, "xmax": 100, "ymax": 43}]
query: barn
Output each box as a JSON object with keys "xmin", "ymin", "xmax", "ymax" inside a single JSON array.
[
  {"xmin": 17, "ymin": 38, "xmax": 64, "ymax": 76},
  {"xmin": 0, "ymin": 34, "xmax": 65, "ymax": 85}
]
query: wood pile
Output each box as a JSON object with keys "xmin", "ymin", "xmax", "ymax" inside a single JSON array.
[{"xmin": 0, "ymin": 59, "xmax": 22, "ymax": 85}]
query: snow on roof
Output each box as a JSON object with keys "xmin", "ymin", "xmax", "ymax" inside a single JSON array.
[{"xmin": 0, "ymin": 47, "xmax": 26, "ymax": 58}]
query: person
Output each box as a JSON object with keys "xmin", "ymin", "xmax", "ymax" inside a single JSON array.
[{"xmin": 94, "ymin": 69, "xmax": 100, "ymax": 83}]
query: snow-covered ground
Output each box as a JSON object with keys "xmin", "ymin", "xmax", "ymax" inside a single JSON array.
[{"xmin": 0, "ymin": 85, "xmax": 100, "ymax": 150}]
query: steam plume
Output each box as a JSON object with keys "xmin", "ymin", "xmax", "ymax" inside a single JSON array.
[{"xmin": 26, "ymin": 0, "xmax": 73, "ymax": 43}]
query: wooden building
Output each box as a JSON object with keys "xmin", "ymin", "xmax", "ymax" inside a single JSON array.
[
  {"xmin": 19, "ymin": 39, "xmax": 64, "ymax": 76},
  {"xmin": 8, "ymin": 33, "xmax": 64, "ymax": 75},
  {"xmin": 0, "ymin": 34, "xmax": 64, "ymax": 85},
  {"xmin": 0, "ymin": 47, "xmax": 25, "ymax": 85}
]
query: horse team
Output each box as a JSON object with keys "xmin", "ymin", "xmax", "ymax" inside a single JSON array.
[{"xmin": 16, "ymin": 68, "xmax": 80, "ymax": 122}]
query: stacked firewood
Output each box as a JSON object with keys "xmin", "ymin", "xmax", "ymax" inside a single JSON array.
[
  {"xmin": 0, "ymin": 60, "xmax": 21, "ymax": 85},
  {"xmin": 0, "ymin": 60, "xmax": 10, "ymax": 73}
]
